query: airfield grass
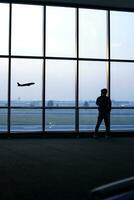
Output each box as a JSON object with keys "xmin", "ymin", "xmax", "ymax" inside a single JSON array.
[{"xmin": 0, "ymin": 109, "xmax": 134, "ymax": 127}]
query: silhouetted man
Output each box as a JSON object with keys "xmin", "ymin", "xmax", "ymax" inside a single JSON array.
[{"xmin": 94, "ymin": 88, "xmax": 111, "ymax": 138}]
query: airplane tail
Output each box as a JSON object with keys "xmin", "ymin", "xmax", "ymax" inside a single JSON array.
[{"xmin": 17, "ymin": 82, "xmax": 21, "ymax": 86}]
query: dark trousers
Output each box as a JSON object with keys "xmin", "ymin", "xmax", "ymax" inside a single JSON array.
[{"xmin": 95, "ymin": 112, "xmax": 110, "ymax": 133}]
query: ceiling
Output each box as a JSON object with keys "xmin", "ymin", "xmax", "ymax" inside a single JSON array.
[{"xmin": 0, "ymin": 0, "xmax": 134, "ymax": 10}]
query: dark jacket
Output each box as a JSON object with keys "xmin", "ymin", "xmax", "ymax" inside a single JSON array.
[{"xmin": 96, "ymin": 96, "xmax": 111, "ymax": 113}]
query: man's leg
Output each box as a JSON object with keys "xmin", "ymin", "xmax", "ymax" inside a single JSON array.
[
  {"xmin": 104, "ymin": 113, "xmax": 110, "ymax": 137},
  {"xmin": 94, "ymin": 114, "xmax": 103, "ymax": 137}
]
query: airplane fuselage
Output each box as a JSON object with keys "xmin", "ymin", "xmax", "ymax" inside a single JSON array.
[{"xmin": 17, "ymin": 82, "xmax": 35, "ymax": 87}]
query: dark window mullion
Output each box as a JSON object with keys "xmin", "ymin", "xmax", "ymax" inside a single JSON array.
[
  {"xmin": 42, "ymin": 5, "xmax": 46, "ymax": 133},
  {"xmin": 75, "ymin": 8, "xmax": 79, "ymax": 134},
  {"xmin": 108, "ymin": 10, "xmax": 111, "ymax": 98},
  {"xmin": 108, "ymin": 10, "xmax": 111, "ymax": 132},
  {"xmin": 7, "ymin": 3, "xmax": 12, "ymax": 135}
]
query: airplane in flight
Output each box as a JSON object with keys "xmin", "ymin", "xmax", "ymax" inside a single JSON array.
[{"xmin": 17, "ymin": 82, "xmax": 35, "ymax": 87}]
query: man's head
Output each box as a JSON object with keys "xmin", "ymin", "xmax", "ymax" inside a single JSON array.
[{"xmin": 101, "ymin": 88, "xmax": 107, "ymax": 96}]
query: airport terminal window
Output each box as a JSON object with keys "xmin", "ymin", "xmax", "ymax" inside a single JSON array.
[
  {"xmin": 79, "ymin": 9, "xmax": 107, "ymax": 59},
  {"xmin": 11, "ymin": 59, "xmax": 43, "ymax": 107},
  {"xmin": 111, "ymin": 62, "xmax": 134, "ymax": 104},
  {"xmin": 45, "ymin": 109, "xmax": 75, "ymax": 131},
  {"xmin": 11, "ymin": 4, "xmax": 43, "ymax": 56},
  {"xmin": 0, "ymin": 109, "xmax": 8, "ymax": 132},
  {"xmin": 46, "ymin": 6, "xmax": 76, "ymax": 57},
  {"xmin": 11, "ymin": 109, "xmax": 42, "ymax": 132},
  {"xmin": 0, "ymin": 2, "xmax": 134, "ymax": 134},
  {"xmin": 79, "ymin": 61, "xmax": 107, "ymax": 107},
  {"xmin": 111, "ymin": 11, "xmax": 134, "ymax": 60},
  {"xmin": 79, "ymin": 109, "xmax": 105, "ymax": 131},
  {"xmin": 0, "ymin": 4, "xmax": 9, "ymax": 55},
  {"xmin": 45, "ymin": 60, "xmax": 76, "ymax": 107},
  {"xmin": 111, "ymin": 62, "xmax": 134, "ymax": 131},
  {"xmin": 111, "ymin": 109, "xmax": 134, "ymax": 131},
  {"xmin": 0, "ymin": 59, "xmax": 8, "ymax": 107}
]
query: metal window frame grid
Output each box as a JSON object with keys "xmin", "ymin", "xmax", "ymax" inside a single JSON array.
[{"xmin": 0, "ymin": 1, "xmax": 133, "ymax": 136}]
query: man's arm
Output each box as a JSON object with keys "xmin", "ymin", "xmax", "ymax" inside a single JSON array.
[{"xmin": 96, "ymin": 97, "xmax": 99, "ymax": 106}]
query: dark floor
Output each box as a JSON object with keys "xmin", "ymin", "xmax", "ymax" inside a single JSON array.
[{"xmin": 0, "ymin": 137, "xmax": 134, "ymax": 200}]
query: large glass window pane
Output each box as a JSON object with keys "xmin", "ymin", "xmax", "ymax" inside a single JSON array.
[
  {"xmin": 11, "ymin": 109, "xmax": 42, "ymax": 132},
  {"xmin": 111, "ymin": 109, "xmax": 134, "ymax": 131},
  {"xmin": 0, "ymin": 109, "xmax": 7, "ymax": 132},
  {"xmin": 79, "ymin": 9, "xmax": 107, "ymax": 59},
  {"xmin": 111, "ymin": 62, "xmax": 134, "ymax": 106},
  {"xmin": 79, "ymin": 109, "xmax": 105, "ymax": 131},
  {"xmin": 0, "ymin": 4, "xmax": 9, "ymax": 55},
  {"xmin": 0, "ymin": 59, "xmax": 8, "ymax": 106},
  {"xmin": 45, "ymin": 109, "xmax": 75, "ymax": 131},
  {"xmin": 46, "ymin": 60, "xmax": 76, "ymax": 107},
  {"xmin": 79, "ymin": 61, "xmax": 107, "ymax": 107},
  {"xmin": 46, "ymin": 6, "xmax": 76, "ymax": 57},
  {"xmin": 12, "ymin": 4, "xmax": 43, "ymax": 56},
  {"xmin": 111, "ymin": 11, "xmax": 134, "ymax": 60},
  {"xmin": 11, "ymin": 59, "xmax": 43, "ymax": 107}
]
